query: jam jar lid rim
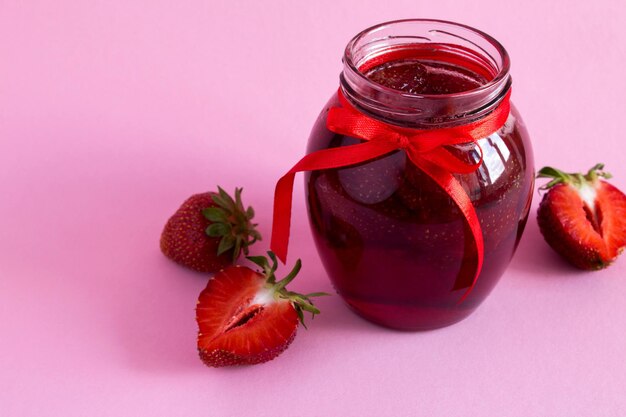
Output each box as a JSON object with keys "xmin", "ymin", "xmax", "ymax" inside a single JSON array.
[{"xmin": 343, "ymin": 18, "xmax": 512, "ymax": 100}]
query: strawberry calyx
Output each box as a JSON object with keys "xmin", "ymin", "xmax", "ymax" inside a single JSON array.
[
  {"xmin": 538, "ymin": 163, "xmax": 612, "ymax": 191},
  {"xmin": 203, "ymin": 187, "xmax": 261, "ymax": 262},
  {"xmin": 538, "ymin": 163, "xmax": 613, "ymax": 234},
  {"xmin": 247, "ymin": 251, "xmax": 329, "ymax": 328}
]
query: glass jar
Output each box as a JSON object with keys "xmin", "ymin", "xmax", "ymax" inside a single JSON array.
[{"xmin": 305, "ymin": 19, "xmax": 534, "ymax": 330}]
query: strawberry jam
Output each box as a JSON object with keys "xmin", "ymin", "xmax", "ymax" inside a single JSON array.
[
  {"xmin": 305, "ymin": 20, "xmax": 534, "ymax": 330},
  {"xmin": 365, "ymin": 57, "xmax": 488, "ymax": 95}
]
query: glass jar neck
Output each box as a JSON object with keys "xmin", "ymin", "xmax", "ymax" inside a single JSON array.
[{"xmin": 340, "ymin": 19, "xmax": 512, "ymax": 129}]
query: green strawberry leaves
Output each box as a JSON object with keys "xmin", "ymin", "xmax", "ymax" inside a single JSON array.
[
  {"xmin": 203, "ymin": 207, "xmax": 229, "ymax": 223},
  {"xmin": 201, "ymin": 186, "xmax": 261, "ymax": 261},
  {"xmin": 538, "ymin": 163, "xmax": 612, "ymax": 191},
  {"xmin": 247, "ymin": 251, "xmax": 330, "ymax": 328}
]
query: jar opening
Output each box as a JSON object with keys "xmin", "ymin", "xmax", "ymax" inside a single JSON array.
[{"xmin": 341, "ymin": 19, "xmax": 511, "ymax": 127}]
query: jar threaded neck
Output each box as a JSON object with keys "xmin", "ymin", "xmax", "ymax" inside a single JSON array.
[{"xmin": 341, "ymin": 19, "xmax": 511, "ymax": 128}]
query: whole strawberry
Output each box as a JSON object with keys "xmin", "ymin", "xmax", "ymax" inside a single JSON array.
[
  {"xmin": 160, "ymin": 187, "xmax": 261, "ymax": 272},
  {"xmin": 196, "ymin": 252, "xmax": 327, "ymax": 367},
  {"xmin": 537, "ymin": 164, "xmax": 626, "ymax": 269}
]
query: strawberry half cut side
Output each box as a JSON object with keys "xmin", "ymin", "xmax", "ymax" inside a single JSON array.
[
  {"xmin": 537, "ymin": 163, "xmax": 626, "ymax": 270},
  {"xmin": 196, "ymin": 252, "xmax": 329, "ymax": 367}
]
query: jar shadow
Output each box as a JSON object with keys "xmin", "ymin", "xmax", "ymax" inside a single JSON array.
[
  {"xmin": 307, "ymin": 293, "xmax": 386, "ymax": 332},
  {"xmin": 508, "ymin": 216, "xmax": 589, "ymax": 278}
]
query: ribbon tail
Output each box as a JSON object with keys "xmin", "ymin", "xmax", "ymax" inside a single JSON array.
[
  {"xmin": 270, "ymin": 140, "xmax": 400, "ymax": 263},
  {"xmin": 271, "ymin": 172, "xmax": 296, "ymax": 263},
  {"xmin": 409, "ymin": 153, "xmax": 484, "ymax": 303}
]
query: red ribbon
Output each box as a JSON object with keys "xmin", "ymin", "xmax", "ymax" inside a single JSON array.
[{"xmin": 270, "ymin": 88, "xmax": 512, "ymax": 301}]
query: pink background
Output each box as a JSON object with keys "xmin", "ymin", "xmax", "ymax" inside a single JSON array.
[{"xmin": 1, "ymin": 1, "xmax": 625, "ymax": 416}]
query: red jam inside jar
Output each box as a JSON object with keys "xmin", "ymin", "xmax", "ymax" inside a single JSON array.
[
  {"xmin": 305, "ymin": 20, "xmax": 534, "ymax": 330},
  {"xmin": 363, "ymin": 46, "xmax": 491, "ymax": 95}
]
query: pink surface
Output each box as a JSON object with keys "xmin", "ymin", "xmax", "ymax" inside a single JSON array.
[{"xmin": 1, "ymin": 1, "xmax": 625, "ymax": 416}]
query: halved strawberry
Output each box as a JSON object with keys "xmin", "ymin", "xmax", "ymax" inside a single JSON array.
[
  {"xmin": 537, "ymin": 163, "xmax": 626, "ymax": 269},
  {"xmin": 196, "ymin": 252, "xmax": 327, "ymax": 367},
  {"xmin": 160, "ymin": 187, "xmax": 261, "ymax": 272}
]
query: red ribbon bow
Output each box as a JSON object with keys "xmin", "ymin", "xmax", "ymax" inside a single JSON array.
[{"xmin": 270, "ymin": 89, "xmax": 512, "ymax": 301}]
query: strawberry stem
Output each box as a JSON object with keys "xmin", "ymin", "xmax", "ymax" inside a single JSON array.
[
  {"xmin": 585, "ymin": 163, "xmax": 612, "ymax": 182},
  {"xmin": 274, "ymin": 259, "xmax": 301, "ymax": 292},
  {"xmin": 537, "ymin": 163, "xmax": 611, "ymax": 191},
  {"xmin": 247, "ymin": 251, "xmax": 330, "ymax": 328}
]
